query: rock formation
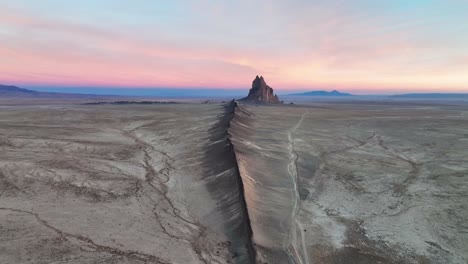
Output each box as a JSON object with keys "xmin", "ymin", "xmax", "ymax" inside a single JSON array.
[{"xmin": 240, "ymin": 76, "xmax": 281, "ymax": 103}]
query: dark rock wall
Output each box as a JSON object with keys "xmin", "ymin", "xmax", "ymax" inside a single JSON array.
[{"xmin": 240, "ymin": 76, "xmax": 281, "ymax": 103}]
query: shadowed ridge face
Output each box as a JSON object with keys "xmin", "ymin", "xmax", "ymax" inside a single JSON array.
[{"xmin": 241, "ymin": 76, "xmax": 281, "ymax": 103}]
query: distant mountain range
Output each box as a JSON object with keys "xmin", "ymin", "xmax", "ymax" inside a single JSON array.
[
  {"xmin": 0, "ymin": 84, "xmax": 68, "ymax": 97},
  {"xmin": 0, "ymin": 84, "xmax": 109, "ymax": 98},
  {"xmin": 2, "ymin": 84, "xmax": 468, "ymax": 100},
  {"xmin": 0, "ymin": 84, "xmax": 39, "ymax": 96},
  {"xmin": 390, "ymin": 93, "xmax": 468, "ymax": 98},
  {"xmin": 288, "ymin": 90, "xmax": 353, "ymax": 96}
]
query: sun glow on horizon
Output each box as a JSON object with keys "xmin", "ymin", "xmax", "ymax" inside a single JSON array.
[{"xmin": 1, "ymin": 1, "xmax": 467, "ymax": 93}]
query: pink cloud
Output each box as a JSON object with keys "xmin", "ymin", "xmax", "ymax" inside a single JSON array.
[{"xmin": 1, "ymin": 2, "xmax": 467, "ymax": 92}]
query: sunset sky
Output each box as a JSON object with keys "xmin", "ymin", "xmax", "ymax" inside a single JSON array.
[{"xmin": 1, "ymin": 0, "xmax": 467, "ymax": 94}]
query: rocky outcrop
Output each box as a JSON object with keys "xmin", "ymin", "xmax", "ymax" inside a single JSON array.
[{"xmin": 240, "ymin": 76, "xmax": 281, "ymax": 103}]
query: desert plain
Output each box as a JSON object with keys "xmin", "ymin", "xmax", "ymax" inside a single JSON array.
[{"xmin": 0, "ymin": 99, "xmax": 467, "ymax": 264}]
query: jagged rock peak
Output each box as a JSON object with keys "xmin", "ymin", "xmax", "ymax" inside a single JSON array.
[{"xmin": 240, "ymin": 75, "xmax": 281, "ymax": 103}]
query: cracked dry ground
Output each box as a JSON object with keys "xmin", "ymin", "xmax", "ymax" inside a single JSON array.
[
  {"xmin": 0, "ymin": 104, "xmax": 251, "ymax": 264},
  {"xmin": 1, "ymin": 102, "xmax": 468, "ymax": 264},
  {"xmin": 230, "ymin": 103, "xmax": 468, "ymax": 264}
]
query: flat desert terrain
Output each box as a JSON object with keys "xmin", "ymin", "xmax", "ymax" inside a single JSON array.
[
  {"xmin": 231, "ymin": 102, "xmax": 468, "ymax": 264},
  {"xmin": 0, "ymin": 103, "xmax": 252, "ymax": 264},
  {"xmin": 0, "ymin": 101, "xmax": 467, "ymax": 264}
]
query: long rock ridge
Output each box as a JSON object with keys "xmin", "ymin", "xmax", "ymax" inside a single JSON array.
[{"xmin": 223, "ymin": 100, "xmax": 257, "ymax": 263}]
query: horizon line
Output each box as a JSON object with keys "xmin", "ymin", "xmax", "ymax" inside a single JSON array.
[{"xmin": 5, "ymin": 84, "xmax": 468, "ymax": 96}]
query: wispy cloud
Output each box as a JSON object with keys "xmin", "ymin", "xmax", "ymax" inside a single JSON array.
[{"xmin": 0, "ymin": 1, "xmax": 467, "ymax": 92}]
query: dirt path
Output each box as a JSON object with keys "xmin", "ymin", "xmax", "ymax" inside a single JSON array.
[{"xmin": 285, "ymin": 110, "xmax": 309, "ymax": 264}]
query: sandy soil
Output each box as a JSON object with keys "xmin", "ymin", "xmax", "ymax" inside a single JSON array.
[
  {"xmin": 1, "ymin": 100, "xmax": 467, "ymax": 264},
  {"xmin": 230, "ymin": 102, "xmax": 468, "ymax": 264},
  {"xmin": 0, "ymin": 103, "xmax": 251, "ymax": 264}
]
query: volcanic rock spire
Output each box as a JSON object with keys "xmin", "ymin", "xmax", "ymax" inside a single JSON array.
[{"xmin": 240, "ymin": 76, "xmax": 281, "ymax": 103}]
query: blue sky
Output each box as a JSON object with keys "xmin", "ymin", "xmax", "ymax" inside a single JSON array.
[{"xmin": 1, "ymin": 0, "xmax": 467, "ymax": 93}]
